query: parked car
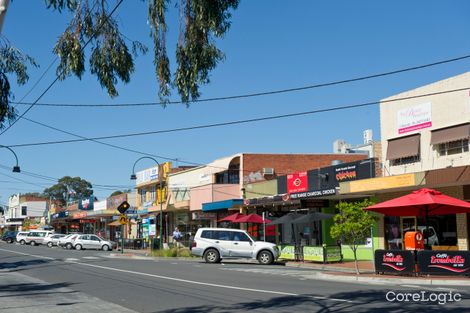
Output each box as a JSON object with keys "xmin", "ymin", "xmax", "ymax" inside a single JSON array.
[
  {"xmin": 24, "ymin": 230, "xmax": 54, "ymax": 246},
  {"xmin": 16, "ymin": 232, "xmax": 30, "ymax": 245},
  {"xmin": 73, "ymin": 234, "xmax": 116, "ymax": 251},
  {"xmin": 58, "ymin": 234, "xmax": 81, "ymax": 249},
  {"xmin": 1, "ymin": 231, "xmax": 18, "ymax": 243},
  {"xmin": 191, "ymin": 228, "xmax": 279, "ymax": 265},
  {"xmin": 43, "ymin": 233, "xmax": 67, "ymax": 248}
]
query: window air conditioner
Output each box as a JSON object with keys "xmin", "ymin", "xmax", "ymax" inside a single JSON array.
[{"xmin": 262, "ymin": 167, "xmax": 274, "ymax": 175}]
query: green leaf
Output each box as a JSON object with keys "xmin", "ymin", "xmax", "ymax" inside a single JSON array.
[{"xmin": 0, "ymin": 42, "xmax": 38, "ymax": 129}]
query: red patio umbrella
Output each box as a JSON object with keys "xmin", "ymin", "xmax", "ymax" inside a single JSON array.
[
  {"xmin": 218, "ymin": 212, "xmax": 246, "ymax": 223},
  {"xmin": 235, "ymin": 213, "xmax": 271, "ymax": 224},
  {"xmin": 365, "ymin": 188, "xmax": 470, "ymax": 216},
  {"xmin": 366, "ymin": 188, "xmax": 470, "ymax": 244}
]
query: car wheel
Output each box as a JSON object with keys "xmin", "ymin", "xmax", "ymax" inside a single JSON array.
[
  {"xmin": 66, "ymin": 243, "xmax": 73, "ymax": 250},
  {"xmin": 20, "ymin": 240, "xmax": 25, "ymax": 245},
  {"xmin": 7, "ymin": 238, "xmax": 13, "ymax": 244},
  {"xmin": 102, "ymin": 245, "xmax": 110, "ymax": 251},
  {"xmin": 30, "ymin": 241, "xmax": 36, "ymax": 246},
  {"xmin": 47, "ymin": 242, "xmax": 53, "ymax": 248},
  {"xmin": 203, "ymin": 248, "xmax": 220, "ymax": 263},
  {"xmin": 257, "ymin": 250, "xmax": 274, "ymax": 265},
  {"xmin": 75, "ymin": 244, "xmax": 82, "ymax": 251}
]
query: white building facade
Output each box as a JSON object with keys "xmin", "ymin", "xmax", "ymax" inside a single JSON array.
[{"xmin": 381, "ymin": 72, "xmax": 470, "ymax": 176}]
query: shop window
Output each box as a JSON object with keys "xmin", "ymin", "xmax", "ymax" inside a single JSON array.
[
  {"xmin": 384, "ymin": 215, "xmax": 457, "ymax": 250},
  {"xmin": 139, "ymin": 189, "xmax": 146, "ymax": 204},
  {"xmin": 390, "ymin": 155, "xmax": 420, "ymax": 166},
  {"xmin": 215, "ymin": 163, "xmax": 240, "ymax": 184},
  {"xmin": 437, "ymin": 139, "xmax": 469, "ymax": 156},
  {"xmin": 149, "ymin": 185, "xmax": 156, "ymax": 202}
]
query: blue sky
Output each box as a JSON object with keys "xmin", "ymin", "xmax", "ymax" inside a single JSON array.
[{"xmin": 1, "ymin": 0, "xmax": 470, "ymax": 202}]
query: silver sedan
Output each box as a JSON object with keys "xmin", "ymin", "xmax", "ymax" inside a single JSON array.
[{"xmin": 73, "ymin": 234, "xmax": 116, "ymax": 251}]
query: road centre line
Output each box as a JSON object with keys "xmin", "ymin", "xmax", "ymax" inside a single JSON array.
[{"xmin": 0, "ymin": 248, "xmax": 354, "ymax": 303}]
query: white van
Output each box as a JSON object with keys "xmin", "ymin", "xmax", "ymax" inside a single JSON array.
[
  {"xmin": 23, "ymin": 230, "xmax": 54, "ymax": 246},
  {"xmin": 16, "ymin": 232, "xmax": 30, "ymax": 244}
]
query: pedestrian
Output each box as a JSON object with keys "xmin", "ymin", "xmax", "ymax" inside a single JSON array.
[{"xmin": 172, "ymin": 227, "xmax": 182, "ymax": 247}]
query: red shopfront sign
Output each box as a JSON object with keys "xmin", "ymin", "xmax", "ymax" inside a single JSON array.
[
  {"xmin": 73, "ymin": 212, "xmax": 87, "ymax": 219},
  {"xmin": 287, "ymin": 172, "xmax": 308, "ymax": 194},
  {"xmin": 79, "ymin": 219, "xmax": 96, "ymax": 224}
]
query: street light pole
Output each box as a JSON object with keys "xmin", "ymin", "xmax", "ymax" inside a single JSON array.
[
  {"xmin": 130, "ymin": 156, "xmax": 163, "ymax": 250},
  {"xmin": 0, "ymin": 145, "xmax": 21, "ymax": 173}
]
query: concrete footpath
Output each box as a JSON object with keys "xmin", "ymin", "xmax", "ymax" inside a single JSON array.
[
  {"xmin": 111, "ymin": 249, "xmax": 470, "ymax": 286},
  {"xmin": 0, "ymin": 271, "xmax": 137, "ymax": 313}
]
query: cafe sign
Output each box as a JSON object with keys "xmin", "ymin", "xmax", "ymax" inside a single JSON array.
[
  {"xmin": 418, "ymin": 251, "xmax": 470, "ymax": 275},
  {"xmin": 374, "ymin": 250, "xmax": 415, "ymax": 274}
]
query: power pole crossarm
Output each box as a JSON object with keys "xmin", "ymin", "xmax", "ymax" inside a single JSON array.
[{"xmin": 0, "ymin": 0, "xmax": 10, "ymax": 34}]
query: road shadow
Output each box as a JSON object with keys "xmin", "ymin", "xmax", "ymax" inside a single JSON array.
[
  {"xmin": 155, "ymin": 289, "xmax": 468, "ymax": 313},
  {"xmin": 0, "ymin": 259, "xmax": 49, "ymax": 270},
  {"xmin": 0, "ymin": 281, "xmax": 75, "ymax": 293}
]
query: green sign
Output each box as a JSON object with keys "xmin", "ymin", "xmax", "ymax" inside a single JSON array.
[
  {"xmin": 278, "ymin": 245, "xmax": 295, "ymax": 260},
  {"xmin": 303, "ymin": 246, "xmax": 324, "ymax": 262},
  {"xmin": 325, "ymin": 246, "xmax": 342, "ymax": 262}
]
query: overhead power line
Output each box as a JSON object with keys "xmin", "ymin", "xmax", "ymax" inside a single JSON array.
[
  {"xmin": 0, "ymin": 0, "xmax": 124, "ymax": 136},
  {"xmin": 8, "ymin": 86, "xmax": 470, "ymax": 148},
  {"xmin": 0, "ymin": 164, "xmax": 133, "ymax": 191},
  {"xmin": 10, "ymin": 52, "xmax": 470, "ymax": 108}
]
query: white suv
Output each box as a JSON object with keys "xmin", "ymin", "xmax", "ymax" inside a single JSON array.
[{"xmin": 191, "ymin": 228, "xmax": 279, "ymax": 265}]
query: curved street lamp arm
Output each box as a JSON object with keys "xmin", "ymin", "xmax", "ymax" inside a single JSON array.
[
  {"xmin": 0, "ymin": 144, "xmax": 19, "ymax": 167},
  {"xmin": 131, "ymin": 156, "xmax": 160, "ymax": 175}
]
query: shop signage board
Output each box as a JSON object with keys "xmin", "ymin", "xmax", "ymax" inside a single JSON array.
[
  {"xmin": 79, "ymin": 196, "xmax": 95, "ymax": 210},
  {"xmin": 325, "ymin": 246, "xmax": 342, "ymax": 262},
  {"xmin": 417, "ymin": 250, "xmax": 470, "ymax": 275},
  {"xmin": 149, "ymin": 224, "xmax": 156, "ymax": 236},
  {"xmin": 192, "ymin": 212, "xmax": 217, "ymax": 220},
  {"xmin": 278, "ymin": 158, "xmax": 376, "ymax": 197},
  {"xmin": 345, "ymin": 173, "xmax": 418, "ymax": 194},
  {"xmin": 303, "ymin": 246, "xmax": 324, "ymax": 262},
  {"xmin": 73, "ymin": 212, "xmax": 87, "ymax": 219},
  {"xmin": 374, "ymin": 250, "xmax": 415, "ymax": 274},
  {"xmin": 289, "ymin": 188, "xmax": 337, "ymax": 199},
  {"xmin": 278, "ymin": 245, "xmax": 295, "ymax": 260},
  {"xmin": 287, "ymin": 172, "xmax": 308, "ymax": 193},
  {"xmin": 397, "ymin": 102, "xmax": 432, "ymax": 134}
]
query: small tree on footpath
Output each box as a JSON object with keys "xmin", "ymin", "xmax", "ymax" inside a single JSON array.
[{"xmin": 330, "ymin": 199, "xmax": 376, "ymax": 275}]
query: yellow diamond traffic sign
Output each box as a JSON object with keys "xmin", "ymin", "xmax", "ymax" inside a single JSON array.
[{"xmin": 119, "ymin": 214, "xmax": 128, "ymax": 225}]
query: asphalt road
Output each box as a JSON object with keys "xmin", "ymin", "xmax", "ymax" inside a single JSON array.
[{"xmin": 1, "ymin": 242, "xmax": 470, "ymax": 312}]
